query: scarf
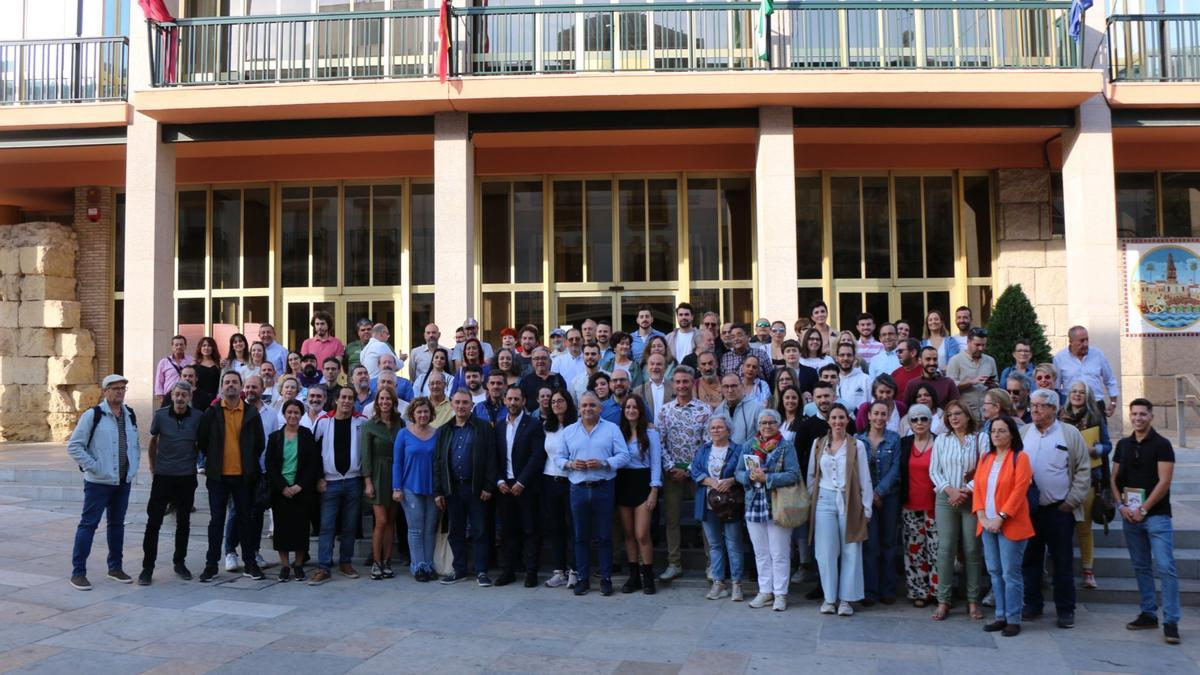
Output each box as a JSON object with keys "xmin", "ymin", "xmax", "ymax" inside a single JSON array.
[
  {"xmin": 1060, "ymin": 404, "xmax": 1097, "ymax": 432},
  {"xmin": 751, "ymin": 431, "xmax": 782, "ymax": 463}
]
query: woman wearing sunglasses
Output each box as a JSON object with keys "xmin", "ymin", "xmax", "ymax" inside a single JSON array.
[{"xmin": 899, "ymin": 403, "xmax": 939, "ymax": 607}]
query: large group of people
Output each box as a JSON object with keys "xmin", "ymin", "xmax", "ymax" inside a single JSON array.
[{"xmin": 65, "ymin": 302, "xmax": 1181, "ymax": 645}]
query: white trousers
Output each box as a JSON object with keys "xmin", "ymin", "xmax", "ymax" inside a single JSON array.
[
  {"xmin": 746, "ymin": 519, "xmax": 792, "ymax": 596},
  {"xmin": 814, "ymin": 490, "xmax": 865, "ymax": 603}
]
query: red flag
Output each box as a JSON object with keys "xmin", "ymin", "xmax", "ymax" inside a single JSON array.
[
  {"xmin": 437, "ymin": 0, "xmax": 450, "ymax": 83},
  {"xmin": 137, "ymin": 0, "xmax": 174, "ymax": 22}
]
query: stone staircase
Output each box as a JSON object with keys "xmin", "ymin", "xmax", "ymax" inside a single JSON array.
[{"xmin": 3, "ymin": 442, "xmax": 1200, "ymax": 601}]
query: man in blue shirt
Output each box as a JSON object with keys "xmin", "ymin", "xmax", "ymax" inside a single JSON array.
[
  {"xmin": 630, "ymin": 305, "xmax": 666, "ymax": 363},
  {"xmin": 433, "ymin": 390, "xmax": 497, "ymax": 586},
  {"xmin": 474, "ymin": 370, "xmax": 508, "ymax": 427},
  {"xmin": 556, "ymin": 392, "xmax": 630, "ymax": 596}
]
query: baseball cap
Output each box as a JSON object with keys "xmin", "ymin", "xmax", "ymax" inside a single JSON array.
[
  {"xmin": 101, "ymin": 374, "xmax": 129, "ymax": 389},
  {"xmin": 463, "ymin": 317, "xmax": 479, "ymax": 328},
  {"xmin": 550, "ymin": 328, "xmax": 567, "ymax": 338}
]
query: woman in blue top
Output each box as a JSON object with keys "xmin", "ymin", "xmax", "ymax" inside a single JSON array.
[
  {"xmin": 691, "ymin": 415, "xmax": 747, "ymax": 602},
  {"xmin": 856, "ymin": 400, "xmax": 903, "ymax": 605},
  {"xmin": 921, "ymin": 309, "xmax": 960, "ymax": 369},
  {"xmin": 616, "ymin": 393, "xmax": 661, "ymax": 595},
  {"xmin": 391, "ymin": 397, "xmax": 441, "ymax": 581}
]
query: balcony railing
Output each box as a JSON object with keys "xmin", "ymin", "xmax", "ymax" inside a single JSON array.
[
  {"xmin": 0, "ymin": 36, "xmax": 128, "ymax": 104},
  {"xmin": 1109, "ymin": 14, "xmax": 1200, "ymax": 81},
  {"xmin": 149, "ymin": 1, "xmax": 1077, "ymax": 87}
]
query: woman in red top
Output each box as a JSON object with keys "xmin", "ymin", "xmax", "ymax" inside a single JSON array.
[
  {"xmin": 972, "ymin": 416, "xmax": 1034, "ymax": 637},
  {"xmin": 898, "ymin": 404, "xmax": 938, "ymax": 607}
]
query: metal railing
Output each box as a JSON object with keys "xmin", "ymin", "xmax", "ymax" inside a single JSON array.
[
  {"xmin": 1109, "ymin": 14, "xmax": 1200, "ymax": 81},
  {"xmin": 1177, "ymin": 374, "xmax": 1200, "ymax": 448},
  {"xmin": 149, "ymin": 1, "xmax": 1077, "ymax": 86},
  {"xmin": 0, "ymin": 36, "xmax": 128, "ymax": 104}
]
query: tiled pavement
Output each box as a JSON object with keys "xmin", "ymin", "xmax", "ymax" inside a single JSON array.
[{"xmin": 0, "ymin": 443, "xmax": 1198, "ymax": 674}]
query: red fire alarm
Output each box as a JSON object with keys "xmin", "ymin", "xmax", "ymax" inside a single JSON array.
[{"xmin": 86, "ymin": 188, "xmax": 100, "ymax": 222}]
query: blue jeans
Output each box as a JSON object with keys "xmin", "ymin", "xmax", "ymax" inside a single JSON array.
[
  {"xmin": 447, "ymin": 481, "xmax": 489, "ymax": 577},
  {"xmin": 1124, "ymin": 515, "xmax": 1181, "ymax": 625},
  {"xmin": 982, "ymin": 530, "xmax": 1028, "ymax": 624},
  {"xmin": 569, "ymin": 479, "xmax": 616, "ymax": 581},
  {"xmin": 701, "ymin": 511, "xmax": 745, "ymax": 582},
  {"xmin": 402, "ymin": 491, "xmax": 439, "ymax": 575},
  {"xmin": 318, "ymin": 477, "xmax": 362, "ymax": 571},
  {"xmin": 72, "ymin": 481, "xmax": 132, "ymax": 577},
  {"xmin": 1022, "ymin": 503, "xmax": 1075, "ymax": 616},
  {"xmin": 864, "ymin": 491, "xmax": 901, "ymax": 600}
]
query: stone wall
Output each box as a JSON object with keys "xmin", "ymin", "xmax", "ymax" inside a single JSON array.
[{"xmin": 0, "ymin": 222, "xmax": 100, "ymax": 441}]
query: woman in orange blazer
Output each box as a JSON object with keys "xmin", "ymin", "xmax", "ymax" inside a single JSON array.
[{"xmin": 973, "ymin": 415, "xmax": 1034, "ymax": 637}]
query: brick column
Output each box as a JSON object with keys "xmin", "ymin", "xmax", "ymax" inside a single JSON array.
[{"xmin": 73, "ymin": 187, "xmax": 114, "ymax": 377}]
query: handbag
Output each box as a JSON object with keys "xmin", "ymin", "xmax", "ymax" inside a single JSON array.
[
  {"xmin": 254, "ymin": 473, "xmax": 272, "ymax": 510},
  {"xmin": 706, "ymin": 482, "xmax": 745, "ymax": 523},
  {"xmin": 1092, "ymin": 455, "xmax": 1117, "ymax": 532},
  {"xmin": 769, "ymin": 444, "xmax": 809, "ymax": 529}
]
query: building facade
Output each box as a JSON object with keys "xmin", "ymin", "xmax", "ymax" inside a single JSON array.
[{"xmin": 1, "ymin": 0, "xmax": 1198, "ymax": 427}]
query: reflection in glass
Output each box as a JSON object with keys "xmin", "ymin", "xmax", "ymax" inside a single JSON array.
[
  {"xmin": 687, "ymin": 179, "xmax": 718, "ymax": 282},
  {"xmin": 586, "ymin": 181, "xmax": 613, "ymax": 282},
  {"xmin": 723, "ymin": 178, "xmax": 753, "ymax": 280},
  {"xmin": 244, "ymin": 188, "xmax": 271, "ymax": 288},
  {"xmin": 619, "ymin": 180, "xmax": 646, "ymax": 282},
  {"xmin": 959, "ymin": 176, "xmax": 989, "ymax": 278},
  {"xmin": 796, "ymin": 176, "xmax": 822, "ymax": 279},
  {"xmin": 1116, "ymin": 173, "xmax": 1157, "ymax": 238},
  {"xmin": 514, "ymin": 182, "xmax": 544, "ymax": 284},
  {"xmin": 312, "ymin": 186, "xmax": 338, "ymax": 287},
  {"xmin": 482, "ymin": 292, "xmax": 512, "ymax": 348},
  {"xmin": 895, "ymin": 177, "xmax": 922, "ymax": 279},
  {"xmin": 481, "ymin": 183, "xmax": 511, "ymax": 285},
  {"xmin": 115, "ymin": 194, "xmax": 126, "ymax": 293},
  {"xmin": 410, "ymin": 293, "xmax": 435, "ymax": 347},
  {"xmin": 411, "ymin": 183, "xmax": 434, "ymax": 285},
  {"xmin": 863, "ymin": 177, "xmax": 889, "ymax": 279},
  {"xmin": 515, "ymin": 291, "xmax": 543, "ymax": 334},
  {"xmin": 177, "ymin": 190, "xmax": 207, "ymax": 291},
  {"xmin": 647, "ymin": 179, "xmax": 677, "ymax": 282},
  {"xmin": 212, "ymin": 190, "xmax": 240, "ymax": 290},
  {"xmin": 1162, "ymin": 172, "xmax": 1200, "ymax": 237},
  {"xmin": 344, "ymin": 185, "xmax": 371, "ymax": 287},
  {"xmin": 281, "ymin": 187, "xmax": 310, "ymax": 287},
  {"xmin": 373, "ymin": 185, "xmax": 402, "ymax": 286},
  {"xmin": 831, "ymin": 177, "xmax": 861, "ymax": 279},
  {"xmin": 554, "ymin": 181, "xmax": 584, "ymax": 283}
]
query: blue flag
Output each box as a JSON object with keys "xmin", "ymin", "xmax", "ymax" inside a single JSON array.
[{"xmin": 1069, "ymin": 0, "xmax": 1093, "ymax": 42}]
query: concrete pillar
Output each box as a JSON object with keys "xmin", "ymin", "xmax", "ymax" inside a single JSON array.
[
  {"xmin": 1062, "ymin": 95, "xmax": 1120, "ymax": 399},
  {"xmin": 0, "ymin": 205, "xmax": 19, "ymax": 225},
  {"xmin": 433, "ymin": 111, "xmax": 475, "ymax": 334},
  {"xmin": 122, "ymin": 3, "xmax": 177, "ymax": 426},
  {"xmin": 754, "ymin": 106, "xmax": 798, "ymax": 326}
]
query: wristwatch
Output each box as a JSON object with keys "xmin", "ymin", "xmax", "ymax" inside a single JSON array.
[
  {"xmin": 1139, "ymin": 508, "xmax": 1148, "ymax": 517},
  {"xmin": 999, "ymin": 512, "xmax": 1008, "ymax": 521}
]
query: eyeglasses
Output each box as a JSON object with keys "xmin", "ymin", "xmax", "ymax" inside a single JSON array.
[
  {"xmin": 1007, "ymin": 390, "xmax": 1023, "ymax": 396},
  {"xmin": 771, "ymin": 327, "xmax": 786, "ymax": 334},
  {"xmin": 910, "ymin": 417, "xmax": 930, "ymax": 423}
]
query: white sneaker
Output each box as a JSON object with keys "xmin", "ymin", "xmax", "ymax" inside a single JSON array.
[
  {"xmin": 982, "ymin": 590, "xmax": 995, "ymax": 607},
  {"xmin": 255, "ymin": 552, "xmax": 268, "ymax": 569},
  {"xmin": 658, "ymin": 564, "xmax": 682, "ymax": 581},
  {"xmin": 706, "ymin": 581, "xmax": 728, "ymax": 600},
  {"xmin": 566, "ymin": 570, "xmax": 579, "ymax": 589},
  {"xmin": 748, "ymin": 592, "xmax": 774, "ymax": 609},
  {"xmin": 731, "ymin": 582, "xmax": 744, "ymax": 602},
  {"xmin": 838, "ymin": 601, "xmax": 854, "ymax": 617},
  {"xmin": 773, "ymin": 596, "xmax": 788, "ymax": 612},
  {"xmin": 545, "ymin": 570, "xmax": 567, "ymax": 588},
  {"xmin": 820, "ymin": 602, "xmax": 836, "ymax": 614},
  {"xmin": 224, "ymin": 552, "xmax": 239, "ymax": 572}
]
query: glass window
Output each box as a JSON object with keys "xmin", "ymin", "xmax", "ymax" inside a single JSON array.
[
  {"xmin": 1116, "ymin": 172, "xmax": 1157, "ymax": 238},
  {"xmin": 113, "ymin": 299, "xmax": 124, "ymax": 374},
  {"xmin": 960, "ymin": 176, "xmax": 990, "ymax": 278},
  {"xmin": 796, "ymin": 176, "xmax": 822, "ymax": 280},
  {"xmin": 212, "ymin": 297, "xmax": 239, "ymax": 334},
  {"xmin": 411, "ymin": 183, "xmax": 434, "ymax": 286},
  {"xmin": 177, "ymin": 191, "xmax": 207, "ymax": 291},
  {"xmin": 243, "ymin": 296, "xmax": 270, "ymax": 328},
  {"xmin": 687, "ymin": 178, "xmax": 719, "ymax": 281},
  {"xmin": 344, "ymin": 185, "xmax": 371, "ymax": 287},
  {"xmin": 722, "ymin": 178, "xmax": 752, "ymax": 280},
  {"xmin": 514, "ymin": 182, "xmax": 544, "ymax": 284},
  {"xmin": 894, "ymin": 177, "xmax": 922, "ymax": 279},
  {"xmin": 481, "ymin": 182, "xmax": 511, "ymax": 285},
  {"xmin": 177, "ymin": 298, "xmax": 205, "ymax": 344},
  {"xmin": 410, "ymin": 293, "xmax": 435, "ymax": 346},
  {"xmin": 211, "ymin": 189, "xmax": 240, "ymax": 290},
  {"xmin": 554, "ymin": 181, "xmax": 584, "ymax": 284},
  {"xmin": 312, "ymin": 186, "xmax": 338, "ymax": 287},
  {"xmin": 243, "ymin": 188, "xmax": 271, "ymax": 288},
  {"xmin": 723, "ymin": 288, "xmax": 754, "ymax": 325},
  {"xmin": 831, "ymin": 177, "xmax": 861, "ymax": 279},
  {"xmin": 281, "ymin": 187, "xmax": 310, "ymax": 287},
  {"xmin": 373, "ymin": 185, "xmax": 402, "ymax": 286},
  {"xmin": 482, "ymin": 292, "xmax": 511, "ymax": 347},
  {"xmin": 690, "ymin": 288, "xmax": 719, "ymax": 319},
  {"xmin": 114, "ymin": 193, "xmax": 126, "ymax": 293},
  {"xmin": 1162, "ymin": 172, "xmax": 1200, "ymax": 237},
  {"xmin": 586, "ymin": 180, "xmax": 613, "ymax": 283},
  {"xmin": 619, "ymin": 179, "xmax": 646, "ymax": 282},
  {"xmin": 1050, "ymin": 172, "xmax": 1065, "ymax": 237},
  {"xmin": 515, "ymin": 291, "xmax": 543, "ymax": 335},
  {"xmin": 647, "ymin": 179, "xmax": 678, "ymax": 282},
  {"xmin": 925, "ymin": 176, "xmax": 956, "ymax": 278},
  {"xmin": 863, "ymin": 177, "xmax": 890, "ymax": 278}
]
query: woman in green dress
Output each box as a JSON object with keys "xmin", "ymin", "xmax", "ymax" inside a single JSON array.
[
  {"xmin": 265, "ymin": 399, "xmax": 320, "ymax": 582},
  {"xmin": 362, "ymin": 385, "xmax": 405, "ymax": 580}
]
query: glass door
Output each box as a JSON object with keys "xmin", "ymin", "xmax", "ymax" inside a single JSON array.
[{"xmin": 555, "ymin": 291, "xmax": 676, "ymax": 332}]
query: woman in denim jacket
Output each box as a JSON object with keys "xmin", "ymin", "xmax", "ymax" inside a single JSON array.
[
  {"xmin": 856, "ymin": 400, "xmax": 902, "ymax": 605},
  {"xmin": 736, "ymin": 409, "xmax": 801, "ymax": 612},
  {"xmin": 691, "ymin": 415, "xmax": 747, "ymax": 602}
]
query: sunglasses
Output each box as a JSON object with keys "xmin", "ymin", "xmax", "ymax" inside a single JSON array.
[
  {"xmin": 771, "ymin": 328, "xmax": 786, "ymax": 334},
  {"xmin": 1007, "ymin": 390, "xmax": 1023, "ymax": 396},
  {"xmin": 910, "ymin": 416, "xmax": 930, "ymax": 423}
]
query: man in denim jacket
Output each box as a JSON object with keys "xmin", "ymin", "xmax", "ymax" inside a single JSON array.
[{"xmin": 67, "ymin": 374, "xmax": 141, "ymax": 590}]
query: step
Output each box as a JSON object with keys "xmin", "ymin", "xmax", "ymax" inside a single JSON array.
[
  {"xmin": 1089, "ymin": 525, "xmax": 1200, "ymax": 549},
  {"xmin": 1077, "ymin": 577, "xmax": 1200, "ymax": 605},
  {"xmin": 0, "ymin": 467, "xmax": 153, "ymax": 487},
  {"xmin": 1080, "ymin": 547, "xmax": 1200, "ymax": 580}
]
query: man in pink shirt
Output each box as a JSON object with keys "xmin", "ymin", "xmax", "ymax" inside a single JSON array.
[
  {"xmin": 154, "ymin": 335, "xmax": 194, "ymax": 408},
  {"xmin": 854, "ymin": 312, "xmax": 884, "ymax": 367},
  {"xmin": 300, "ymin": 311, "xmax": 344, "ymax": 371}
]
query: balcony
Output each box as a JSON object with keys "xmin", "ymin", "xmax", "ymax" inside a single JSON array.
[
  {"xmin": 0, "ymin": 36, "xmax": 128, "ymax": 104},
  {"xmin": 1109, "ymin": 14, "xmax": 1200, "ymax": 81},
  {"xmin": 148, "ymin": 1, "xmax": 1078, "ymax": 87}
]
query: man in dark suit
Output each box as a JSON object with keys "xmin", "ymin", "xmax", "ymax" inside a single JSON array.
[
  {"xmin": 494, "ymin": 385, "xmax": 547, "ymax": 587},
  {"xmin": 433, "ymin": 389, "xmax": 498, "ymax": 586}
]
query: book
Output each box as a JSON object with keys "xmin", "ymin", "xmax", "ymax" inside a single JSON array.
[
  {"xmin": 1123, "ymin": 488, "xmax": 1146, "ymax": 510},
  {"xmin": 743, "ymin": 454, "xmax": 761, "ymax": 472}
]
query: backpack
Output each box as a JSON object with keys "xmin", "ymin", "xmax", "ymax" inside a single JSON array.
[{"xmin": 85, "ymin": 405, "xmax": 138, "ymax": 450}]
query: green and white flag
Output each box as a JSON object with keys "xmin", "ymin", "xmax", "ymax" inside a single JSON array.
[{"xmin": 756, "ymin": 0, "xmax": 774, "ymax": 62}]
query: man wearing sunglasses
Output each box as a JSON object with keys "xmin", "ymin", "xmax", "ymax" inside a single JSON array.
[{"xmin": 1006, "ymin": 372, "xmax": 1033, "ymax": 424}]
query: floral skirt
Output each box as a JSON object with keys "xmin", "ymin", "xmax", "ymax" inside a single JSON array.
[{"xmin": 902, "ymin": 508, "xmax": 939, "ymax": 601}]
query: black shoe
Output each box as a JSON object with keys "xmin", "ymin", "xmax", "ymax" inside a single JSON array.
[
  {"xmin": 174, "ymin": 564, "xmax": 192, "ymax": 581},
  {"xmin": 1020, "ymin": 607, "xmax": 1042, "ymax": 621},
  {"xmin": 137, "ymin": 570, "xmax": 152, "ymax": 586},
  {"xmin": 495, "ymin": 572, "xmax": 516, "ymax": 587},
  {"xmin": 1002, "ymin": 624, "xmax": 1021, "ymax": 637},
  {"xmin": 278, "ymin": 566, "xmax": 291, "ymax": 583},
  {"xmin": 1165, "ymin": 623, "xmax": 1181, "ymax": 644},
  {"xmin": 69, "ymin": 575, "xmax": 91, "ymax": 591},
  {"xmin": 983, "ymin": 620, "xmax": 1007, "ymax": 633},
  {"xmin": 524, "ymin": 572, "xmax": 538, "ymax": 588},
  {"xmin": 880, "ymin": 596, "xmax": 896, "ymax": 605},
  {"xmin": 477, "ymin": 573, "xmax": 494, "ymax": 587},
  {"xmin": 199, "ymin": 566, "xmax": 219, "ymax": 583},
  {"xmin": 861, "ymin": 598, "xmax": 876, "ymax": 608},
  {"xmin": 243, "ymin": 564, "xmax": 265, "ymax": 581},
  {"xmin": 621, "ymin": 563, "xmax": 642, "ymax": 594},
  {"xmin": 107, "ymin": 569, "xmax": 132, "ymax": 584},
  {"xmin": 381, "ymin": 561, "xmax": 395, "ymax": 579},
  {"xmin": 1127, "ymin": 612, "xmax": 1159, "ymax": 630},
  {"xmin": 440, "ymin": 572, "xmax": 467, "ymax": 585},
  {"xmin": 600, "ymin": 578, "xmax": 614, "ymax": 596},
  {"xmin": 806, "ymin": 586, "xmax": 823, "ymax": 601},
  {"xmin": 641, "ymin": 564, "xmax": 656, "ymax": 595},
  {"xmin": 1056, "ymin": 612, "xmax": 1075, "ymax": 629},
  {"xmin": 573, "ymin": 580, "xmax": 591, "ymax": 596},
  {"xmin": 292, "ymin": 565, "xmax": 306, "ymax": 582}
]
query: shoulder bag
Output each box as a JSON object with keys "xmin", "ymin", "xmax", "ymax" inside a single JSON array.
[{"xmin": 770, "ymin": 445, "xmax": 809, "ymax": 529}]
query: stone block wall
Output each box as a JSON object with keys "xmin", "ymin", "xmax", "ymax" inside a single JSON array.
[{"xmin": 0, "ymin": 222, "xmax": 101, "ymax": 442}]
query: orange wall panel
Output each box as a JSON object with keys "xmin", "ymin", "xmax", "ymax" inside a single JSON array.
[
  {"xmin": 177, "ymin": 150, "xmax": 434, "ymax": 184},
  {"xmin": 475, "ymin": 144, "xmax": 756, "ymax": 175}
]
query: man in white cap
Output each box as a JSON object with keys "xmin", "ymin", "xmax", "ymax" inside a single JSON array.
[
  {"xmin": 453, "ymin": 317, "xmax": 494, "ymax": 364},
  {"xmin": 67, "ymin": 374, "xmax": 140, "ymax": 590}
]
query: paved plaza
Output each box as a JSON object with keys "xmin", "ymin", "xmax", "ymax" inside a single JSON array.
[{"xmin": 0, "ymin": 443, "xmax": 1197, "ymax": 674}]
